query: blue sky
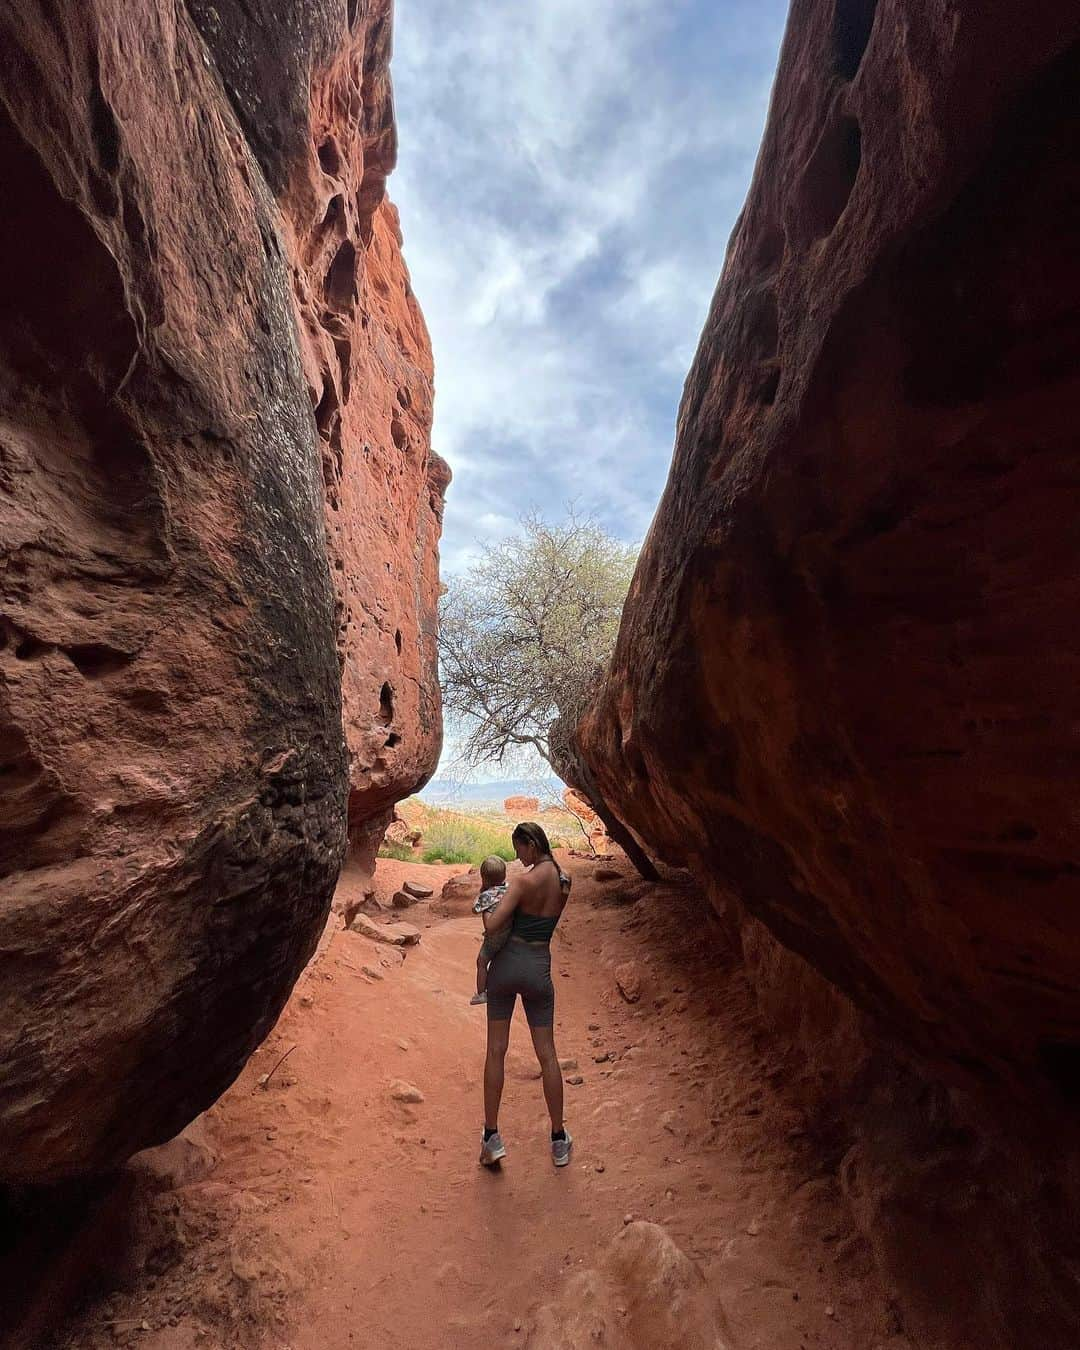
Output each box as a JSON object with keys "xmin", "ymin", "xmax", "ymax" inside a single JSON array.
[{"xmin": 389, "ymin": 0, "xmax": 789, "ymax": 780}]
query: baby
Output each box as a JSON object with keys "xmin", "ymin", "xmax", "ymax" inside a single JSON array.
[{"xmin": 469, "ymin": 855, "xmax": 510, "ymax": 1006}]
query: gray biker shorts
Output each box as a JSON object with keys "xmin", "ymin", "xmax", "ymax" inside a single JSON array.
[{"xmin": 485, "ymin": 939, "xmax": 555, "ymax": 1027}]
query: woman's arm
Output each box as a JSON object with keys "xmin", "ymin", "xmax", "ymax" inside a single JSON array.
[{"xmin": 484, "ymin": 871, "xmax": 529, "ymax": 930}]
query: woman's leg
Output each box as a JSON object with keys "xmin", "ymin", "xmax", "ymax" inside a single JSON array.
[
  {"xmin": 484, "ymin": 1017, "xmax": 511, "ymax": 1129},
  {"xmin": 528, "ymin": 1024, "xmax": 564, "ymax": 1134}
]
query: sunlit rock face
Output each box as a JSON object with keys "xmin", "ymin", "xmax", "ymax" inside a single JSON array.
[
  {"xmin": 0, "ymin": 0, "xmax": 444, "ymax": 1184},
  {"xmin": 576, "ymin": 2, "xmax": 1080, "ymax": 1344}
]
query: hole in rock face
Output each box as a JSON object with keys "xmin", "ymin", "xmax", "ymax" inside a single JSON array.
[
  {"xmin": 384, "ymin": 732, "xmax": 401, "ymax": 748},
  {"xmin": 394, "ymin": 629, "xmax": 402, "ymax": 654},
  {"xmin": 67, "ymin": 643, "xmax": 133, "ymax": 679},
  {"xmin": 333, "ymin": 335, "xmax": 352, "ymax": 404},
  {"xmin": 378, "ymin": 681, "xmax": 394, "ymax": 723},
  {"xmin": 390, "ymin": 416, "xmax": 407, "ymax": 449},
  {"xmin": 317, "ymin": 137, "xmax": 342, "ymax": 176},
  {"xmin": 798, "ymin": 114, "xmax": 862, "ymax": 241},
  {"xmin": 320, "ymin": 193, "xmax": 343, "ymax": 233},
  {"xmin": 14, "ymin": 636, "xmax": 50, "ymax": 661},
  {"xmin": 396, "ymin": 386, "xmax": 411, "ymax": 409},
  {"xmin": 89, "ymin": 83, "xmax": 121, "ymax": 175},
  {"xmin": 832, "ymin": 0, "xmax": 878, "ymax": 80},
  {"xmin": 1038, "ymin": 1042, "xmax": 1080, "ymax": 1106},
  {"xmin": 324, "ymin": 240, "xmax": 357, "ymax": 310},
  {"xmin": 314, "ymin": 378, "xmax": 339, "ymax": 438}
]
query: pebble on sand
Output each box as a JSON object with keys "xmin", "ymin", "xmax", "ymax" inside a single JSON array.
[
  {"xmin": 614, "ymin": 961, "xmax": 642, "ymax": 1003},
  {"xmin": 389, "ymin": 1080, "xmax": 424, "ymax": 1103}
]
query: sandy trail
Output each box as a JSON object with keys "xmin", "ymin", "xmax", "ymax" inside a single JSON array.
[{"xmin": 61, "ymin": 857, "xmax": 910, "ymax": 1350}]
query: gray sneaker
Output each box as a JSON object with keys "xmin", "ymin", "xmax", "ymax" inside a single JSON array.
[
  {"xmin": 551, "ymin": 1130, "xmax": 573, "ymax": 1167},
  {"xmin": 479, "ymin": 1130, "xmax": 506, "ymax": 1166}
]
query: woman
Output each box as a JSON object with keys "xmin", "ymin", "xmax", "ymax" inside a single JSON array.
[{"xmin": 478, "ymin": 821, "xmax": 572, "ymax": 1168}]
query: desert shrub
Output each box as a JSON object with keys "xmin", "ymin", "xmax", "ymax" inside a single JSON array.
[
  {"xmin": 418, "ymin": 808, "xmax": 517, "ymax": 866},
  {"xmin": 377, "ymin": 841, "xmax": 414, "ymax": 862}
]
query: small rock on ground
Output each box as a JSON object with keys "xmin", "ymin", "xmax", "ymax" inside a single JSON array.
[
  {"xmin": 349, "ymin": 913, "xmax": 421, "ymax": 945},
  {"xmin": 615, "ymin": 961, "xmax": 642, "ymax": 1003}
]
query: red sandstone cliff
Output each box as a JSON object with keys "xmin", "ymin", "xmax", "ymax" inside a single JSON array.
[
  {"xmin": 0, "ymin": 0, "xmax": 445, "ymax": 1184},
  {"xmin": 575, "ymin": 3, "xmax": 1080, "ymax": 1345}
]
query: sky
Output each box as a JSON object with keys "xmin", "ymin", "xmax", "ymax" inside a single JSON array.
[{"xmin": 389, "ymin": 0, "xmax": 790, "ymax": 781}]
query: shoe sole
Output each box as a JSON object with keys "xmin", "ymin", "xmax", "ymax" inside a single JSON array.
[{"xmin": 479, "ymin": 1146, "xmax": 506, "ymax": 1166}]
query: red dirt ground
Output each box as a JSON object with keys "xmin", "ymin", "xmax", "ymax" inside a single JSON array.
[{"xmin": 54, "ymin": 855, "xmax": 913, "ymax": 1350}]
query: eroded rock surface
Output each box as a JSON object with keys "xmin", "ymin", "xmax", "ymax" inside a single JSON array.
[
  {"xmin": 582, "ymin": 0, "xmax": 1080, "ymax": 1127},
  {"xmin": 530, "ymin": 1222, "xmax": 732, "ymax": 1350},
  {"xmin": 575, "ymin": 3, "xmax": 1080, "ymax": 1345},
  {"xmin": 0, "ymin": 0, "xmax": 444, "ymax": 1183}
]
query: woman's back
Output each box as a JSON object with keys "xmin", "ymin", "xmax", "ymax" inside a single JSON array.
[{"xmin": 518, "ymin": 856, "xmax": 567, "ymax": 917}]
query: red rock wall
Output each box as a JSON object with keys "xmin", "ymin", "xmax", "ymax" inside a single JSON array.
[
  {"xmin": 271, "ymin": 6, "xmax": 449, "ymax": 873},
  {"xmin": 576, "ymin": 3, "xmax": 1080, "ymax": 1344},
  {"xmin": 0, "ymin": 0, "xmax": 444, "ymax": 1184}
]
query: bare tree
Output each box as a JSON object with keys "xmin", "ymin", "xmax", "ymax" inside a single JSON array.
[
  {"xmin": 438, "ymin": 511, "xmax": 637, "ymax": 771},
  {"xmin": 439, "ymin": 512, "xmax": 659, "ymax": 881}
]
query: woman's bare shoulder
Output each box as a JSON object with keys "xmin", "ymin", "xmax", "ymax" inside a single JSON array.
[{"xmin": 517, "ymin": 865, "xmax": 542, "ymax": 895}]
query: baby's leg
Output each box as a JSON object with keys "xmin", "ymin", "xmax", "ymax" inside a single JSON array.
[{"xmin": 476, "ymin": 948, "xmax": 489, "ymax": 995}]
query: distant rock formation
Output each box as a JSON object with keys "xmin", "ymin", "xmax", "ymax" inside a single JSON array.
[
  {"xmin": 503, "ymin": 795, "xmax": 540, "ymax": 814},
  {"xmin": 0, "ymin": 0, "xmax": 445, "ymax": 1183},
  {"xmin": 573, "ymin": 4, "xmax": 1080, "ymax": 1346}
]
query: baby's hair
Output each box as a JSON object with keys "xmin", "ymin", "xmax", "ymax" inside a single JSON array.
[{"xmin": 480, "ymin": 855, "xmax": 507, "ymax": 885}]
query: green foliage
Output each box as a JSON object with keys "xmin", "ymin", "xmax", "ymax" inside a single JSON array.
[
  {"xmin": 419, "ymin": 809, "xmax": 517, "ymax": 866},
  {"xmin": 377, "ymin": 841, "xmax": 414, "ymax": 862},
  {"xmin": 438, "ymin": 511, "xmax": 637, "ymax": 771}
]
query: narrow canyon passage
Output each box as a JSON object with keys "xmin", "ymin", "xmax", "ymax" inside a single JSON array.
[
  {"xmin": 55, "ymin": 856, "xmax": 910, "ymax": 1350},
  {"xmin": 2, "ymin": 4, "xmax": 1077, "ymax": 1347}
]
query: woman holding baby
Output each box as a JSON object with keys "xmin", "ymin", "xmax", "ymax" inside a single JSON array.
[{"xmin": 474, "ymin": 822, "xmax": 572, "ymax": 1169}]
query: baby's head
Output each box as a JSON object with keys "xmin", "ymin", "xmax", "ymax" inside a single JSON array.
[{"xmin": 480, "ymin": 856, "xmax": 507, "ymax": 888}]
